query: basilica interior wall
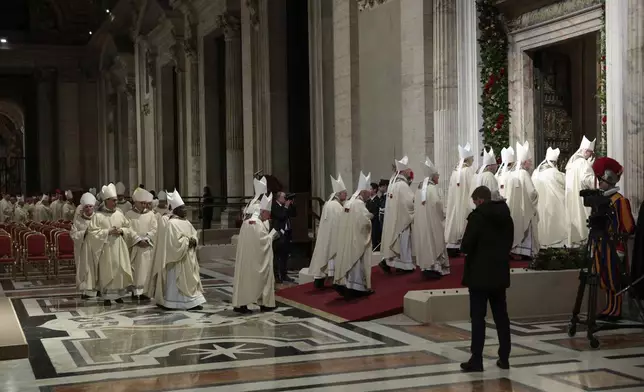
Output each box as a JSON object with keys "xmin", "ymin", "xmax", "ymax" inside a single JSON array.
[{"xmin": 358, "ymin": 0, "xmax": 403, "ymax": 182}]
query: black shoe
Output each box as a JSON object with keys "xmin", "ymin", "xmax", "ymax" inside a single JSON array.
[
  {"xmin": 281, "ymin": 276, "xmax": 295, "ymax": 283},
  {"xmin": 188, "ymin": 305, "xmax": 203, "ymax": 311},
  {"xmin": 313, "ymin": 278, "xmax": 326, "ymax": 289},
  {"xmin": 233, "ymin": 306, "xmax": 252, "ymax": 314},
  {"xmin": 115, "ymin": 298, "xmax": 124, "ymax": 304},
  {"xmin": 379, "ymin": 260, "xmax": 391, "ymax": 274},
  {"xmin": 260, "ymin": 305, "xmax": 277, "ymax": 312},
  {"xmin": 275, "ymin": 276, "xmax": 283, "ymax": 284},
  {"xmin": 138, "ymin": 295, "xmax": 150, "ymax": 302},
  {"xmin": 460, "ymin": 361, "xmax": 484, "ymax": 372},
  {"xmin": 496, "ymin": 359, "xmax": 510, "ymax": 370},
  {"xmin": 422, "ymin": 270, "xmax": 442, "ymax": 280},
  {"xmin": 396, "ymin": 268, "xmax": 415, "ymax": 274},
  {"xmin": 103, "ymin": 300, "xmax": 111, "ymax": 306},
  {"xmin": 81, "ymin": 294, "xmax": 90, "ymax": 300},
  {"xmin": 157, "ymin": 303, "xmax": 172, "ymax": 310}
]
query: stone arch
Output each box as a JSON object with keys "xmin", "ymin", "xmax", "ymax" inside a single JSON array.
[
  {"xmin": 0, "ymin": 100, "xmax": 26, "ymax": 194},
  {"xmin": 0, "ymin": 100, "xmax": 25, "ymax": 132}
]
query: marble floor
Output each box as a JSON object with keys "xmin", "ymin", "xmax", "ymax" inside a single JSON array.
[{"xmin": 1, "ymin": 258, "xmax": 644, "ymax": 392}]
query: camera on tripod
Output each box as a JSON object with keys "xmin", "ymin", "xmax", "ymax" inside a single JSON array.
[{"xmin": 580, "ymin": 189, "xmax": 611, "ymax": 234}]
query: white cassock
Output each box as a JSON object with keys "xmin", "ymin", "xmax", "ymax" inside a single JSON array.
[
  {"xmin": 474, "ymin": 171, "xmax": 500, "ymax": 201},
  {"xmin": 126, "ymin": 209, "xmax": 158, "ymax": 296},
  {"xmin": 34, "ymin": 204, "xmax": 52, "ymax": 222},
  {"xmin": 309, "ymin": 197, "xmax": 343, "ymax": 279},
  {"xmin": 232, "ymin": 218, "xmax": 275, "ymax": 308},
  {"xmin": 505, "ymin": 169, "xmax": 540, "ymax": 257},
  {"xmin": 148, "ymin": 216, "xmax": 205, "ymax": 309},
  {"xmin": 62, "ymin": 202, "xmax": 76, "ymax": 221},
  {"xmin": 565, "ymin": 153, "xmax": 595, "ymax": 247},
  {"xmin": 381, "ymin": 174, "xmax": 415, "ymax": 270},
  {"xmin": 334, "ymin": 197, "xmax": 372, "ymax": 292},
  {"xmin": 71, "ymin": 214, "xmax": 97, "ymax": 296},
  {"xmin": 0, "ymin": 199, "xmax": 8, "ymax": 222},
  {"xmin": 86, "ymin": 208, "xmax": 134, "ymax": 300},
  {"xmin": 12, "ymin": 206, "xmax": 28, "ymax": 223},
  {"xmin": 413, "ymin": 179, "xmax": 450, "ymax": 275},
  {"xmin": 51, "ymin": 199, "xmax": 63, "ymax": 220},
  {"xmin": 117, "ymin": 200, "xmax": 133, "ymax": 214},
  {"xmin": 445, "ymin": 165, "xmax": 476, "ymax": 248},
  {"xmin": 532, "ymin": 162, "xmax": 567, "ymax": 248}
]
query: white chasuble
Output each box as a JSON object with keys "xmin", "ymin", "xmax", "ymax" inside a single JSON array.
[
  {"xmin": 148, "ymin": 217, "xmax": 205, "ymax": 309},
  {"xmin": 71, "ymin": 214, "xmax": 97, "ymax": 295},
  {"xmin": 62, "ymin": 202, "xmax": 76, "ymax": 221},
  {"xmin": 381, "ymin": 175, "xmax": 414, "ymax": 269},
  {"xmin": 413, "ymin": 180, "xmax": 450, "ymax": 274},
  {"xmin": 474, "ymin": 171, "xmax": 500, "ymax": 201},
  {"xmin": 532, "ymin": 163, "xmax": 567, "ymax": 248},
  {"xmin": 309, "ymin": 198, "xmax": 343, "ymax": 279},
  {"xmin": 86, "ymin": 209, "xmax": 134, "ymax": 299},
  {"xmin": 232, "ymin": 219, "xmax": 275, "ymax": 308},
  {"xmin": 564, "ymin": 154, "xmax": 595, "ymax": 247},
  {"xmin": 445, "ymin": 165, "xmax": 476, "ymax": 247},
  {"xmin": 333, "ymin": 198, "xmax": 372, "ymax": 291},
  {"xmin": 34, "ymin": 204, "xmax": 52, "ymax": 222},
  {"xmin": 505, "ymin": 169, "xmax": 540, "ymax": 257},
  {"xmin": 12, "ymin": 206, "xmax": 28, "ymax": 223},
  {"xmin": 126, "ymin": 209, "xmax": 158, "ymax": 296}
]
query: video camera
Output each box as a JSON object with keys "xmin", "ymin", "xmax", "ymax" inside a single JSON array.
[
  {"xmin": 285, "ymin": 193, "xmax": 297, "ymax": 201},
  {"xmin": 580, "ymin": 189, "xmax": 612, "ymax": 233}
]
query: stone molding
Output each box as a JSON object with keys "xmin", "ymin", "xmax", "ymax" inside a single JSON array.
[
  {"xmin": 508, "ymin": 0, "xmax": 603, "ymax": 32},
  {"xmin": 356, "ymin": 0, "xmax": 393, "ymax": 12},
  {"xmin": 218, "ymin": 12, "xmax": 241, "ymax": 41}
]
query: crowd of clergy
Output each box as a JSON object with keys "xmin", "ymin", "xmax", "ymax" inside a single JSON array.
[
  {"xmin": 230, "ymin": 132, "xmax": 637, "ymax": 309},
  {"xmin": 2, "ymin": 181, "xmax": 206, "ymax": 311}
]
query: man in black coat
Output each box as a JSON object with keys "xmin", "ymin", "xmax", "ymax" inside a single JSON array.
[
  {"xmin": 460, "ymin": 185, "xmax": 513, "ymax": 372},
  {"xmin": 365, "ymin": 182, "xmax": 382, "ymax": 251},
  {"xmin": 271, "ymin": 192, "xmax": 296, "ymax": 283},
  {"xmin": 632, "ymin": 201, "xmax": 644, "ymax": 300}
]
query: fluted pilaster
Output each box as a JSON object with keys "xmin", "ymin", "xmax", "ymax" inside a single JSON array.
[
  {"xmin": 126, "ymin": 80, "xmax": 138, "ymax": 190},
  {"xmin": 625, "ymin": 0, "xmax": 644, "ymax": 212},
  {"xmin": 433, "ymin": 0, "xmax": 459, "ymax": 195},
  {"xmin": 457, "ymin": 0, "xmax": 481, "ymax": 159}
]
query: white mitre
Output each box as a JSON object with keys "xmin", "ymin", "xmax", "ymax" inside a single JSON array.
[
  {"xmin": 478, "ymin": 147, "xmax": 496, "ymax": 173},
  {"xmin": 17, "ymin": 196, "xmax": 24, "ymax": 203},
  {"xmin": 259, "ymin": 192, "xmax": 273, "ymax": 211},
  {"xmin": 546, "ymin": 147, "xmax": 561, "ymax": 162},
  {"xmin": 166, "ymin": 189, "xmax": 185, "ymax": 209},
  {"xmin": 331, "ymin": 174, "xmax": 346, "ymax": 194},
  {"xmin": 458, "ymin": 142, "xmax": 474, "ymax": 160},
  {"xmin": 347, "ymin": 171, "xmax": 371, "ymax": 208},
  {"xmin": 579, "ymin": 135, "xmax": 596, "ymax": 152},
  {"xmin": 395, "ymin": 156, "xmax": 409, "ymax": 172},
  {"xmin": 424, "ymin": 157, "xmax": 438, "ymax": 177},
  {"xmin": 80, "ymin": 192, "xmax": 97, "ymax": 206},
  {"xmin": 514, "ymin": 141, "xmax": 530, "ymax": 170},
  {"xmin": 115, "ymin": 182, "xmax": 126, "ymax": 195},
  {"xmin": 506, "ymin": 146, "xmax": 516, "ymax": 163},
  {"xmin": 102, "ymin": 183, "xmax": 118, "ymax": 199},
  {"xmin": 157, "ymin": 190, "xmax": 167, "ymax": 201},
  {"xmin": 89, "ymin": 187, "xmax": 97, "ymax": 196},
  {"xmin": 65, "ymin": 190, "xmax": 73, "ymax": 199},
  {"xmin": 132, "ymin": 188, "xmax": 153, "ymax": 203},
  {"xmin": 253, "ymin": 176, "xmax": 267, "ymax": 196},
  {"xmin": 41, "ymin": 194, "xmax": 49, "ymax": 202}
]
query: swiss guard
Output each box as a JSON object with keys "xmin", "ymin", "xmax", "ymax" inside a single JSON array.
[{"xmin": 591, "ymin": 157, "xmax": 636, "ymax": 321}]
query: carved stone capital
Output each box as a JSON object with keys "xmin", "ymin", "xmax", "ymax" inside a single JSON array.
[
  {"xmin": 507, "ymin": 0, "xmax": 603, "ymax": 31},
  {"xmin": 356, "ymin": 0, "xmax": 392, "ymax": 12},
  {"xmin": 217, "ymin": 13, "xmax": 241, "ymax": 41},
  {"xmin": 246, "ymin": 0, "xmax": 260, "ymax": 30}
]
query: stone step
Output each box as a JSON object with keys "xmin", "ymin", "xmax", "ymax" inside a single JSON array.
[
  {"xmin": 298, "ymin": 252, "xmax": 382, "ymax": 284},
  {"xmin": 0, "ymin": 298, "xmax": 29, "ymax": 361}
]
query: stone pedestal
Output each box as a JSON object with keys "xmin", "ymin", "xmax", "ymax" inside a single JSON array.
[{"xmin": 433, "ymin": 0, "xmax": 459, "ymax": 195}]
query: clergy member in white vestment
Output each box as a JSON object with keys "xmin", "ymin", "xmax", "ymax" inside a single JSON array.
[
  {"xmin": 62, "ymin": 190, "xmax": 76, "ymax": 221},
  {"xmin": 496, "ymin": 146, "xmax": 516, "ymax": 199},
  {"xmin": 505, "ymin": 141, "xmax": 540, "ymax": 258},
  {"xmin": 51, "ymin": 191, "xmax": 64, "ymax": 220},
  {"xmin": 153, "ymin": 191, "xmax": 170, "ymax": 216},
  {"xmin": 71, "ymin": 193, "xmax": 98, "ymax": 299},
  {"xmin": 445, "ymin": 143, "xmax": 477, "ymax": 252},
  {"xmin": 532, "ymin": 147, "xmax": 567, "ymax": 248},
  {"xmin": 413, "ymin": 158, "xmax": 450, "ymax": 279},
  {"xmin": 115, "ymin": 182, "xmax": 133, "ymax": 214},
  {"xmin": 34, "ymin": 195, "xmax": 53, "ymax": 222},
  {"xmin": 564, "ymin": 136, "xmax": 596, "ymax": 247},
  {"xmin": 232, "ymin": 193, "xmax": 277, "ymax": 314},
  {"xmin": 474, "ymin": 148, "xmax": 500, "ymax": 200},
  {"xmin": 126, "ymin": 188, "xmax": 158, "ymax": 301},
  {"xmin": 380, "ymin": 156, "xmax": 415, "ymax": 273},
  {"xmin": 147, "ymin": 190, "xmax": 206, "ymax": 311},
  {"xmin": 25, "ymin": 197, "xmax": 36, "ymax": 220},
  {"xmin": 12, "ymin": 196, "xmax": 28, "ymax": 223},
  {"xmin": 309, "ymin": 174, "xmax": 348, "ymax": 288},
  {"xmin": 86, "ymin": 183, "xmax": 134, "ymax": 306},
  {"xmin": 0, "ymin": 194, "xmax": 10, "ymax": 222},
  {"xmin": 334, "ymin": 172, "xmax": 374, "ymax": 298},
  {"xmin": 243, "ymin": 176, "xmax": 268, "ymax": 219}
]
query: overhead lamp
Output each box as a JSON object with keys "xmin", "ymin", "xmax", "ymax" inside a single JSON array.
[
  {"xmin": 105, "ymin": 9, "xmax": 110, "ymax": 14},
  {"xmin": 0, "ymin": 38, "xmax": 7, "ymax": 44},
  {"xmin": 89, "ymin": 31, "xmax": 93, "ymax": 35}
]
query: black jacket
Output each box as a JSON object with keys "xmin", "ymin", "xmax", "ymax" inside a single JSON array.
[
  {"xmin": 271, "ymin": 202, "xmax": 296, "ymax": 233},
  {"xmin": 631, "ymin": 201, "xmax": 643, "ymax": 299},
  {"xmin": 461, "ymin": 200, "xmax": 514, "ymax": 290}
]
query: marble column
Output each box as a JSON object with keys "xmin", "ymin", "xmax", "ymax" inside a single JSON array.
[
  {"xmin": 252, "ymin": 0, "xmax": 273, "ymax": 177},
  {"xmin": 36, "ymin": 69, "xmax": 55, "ymax": 192},
  {"xmin": 457, "ymin": 0, "xmax": 481, "ymax": 161},
  {"xmin": 308, "ymin": 0, "xmax": 326, "ymax": 199},
  {"xmin": 241, "ymin": 0, "xmax": 256, "ymax": 196},
  {"xmin": 433, "ymin": 0, "xmax": 459, "ymax": 196},
  {"xmin": 57, "ymin": 69, "xmax": 81, "ymax": 189},
  {"xmin": 333, "ymin": 0, "xmax": 360, "ymax": 187},
  {"xmin": 220, "ymin": 13, "xmax": 244, "ymax": 200},
  {"xmin": 625, "ymin": 0, "xmax": 644, "ymax": 212},
  {"xmin": 606, "ymin": 0, "xmax": 626, "ymax": 175},
  {"xmin": 184, "ymin": 37, "xmax": 201, "ymax": 198},
  {"xmin": 126, "ymin": 79, "xmax": 138, "ymax": 190}
]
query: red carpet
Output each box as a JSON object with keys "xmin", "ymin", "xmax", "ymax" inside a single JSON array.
[{"xmin": 276, "ymin": 258, "xmax": 530, "ymax": 322}]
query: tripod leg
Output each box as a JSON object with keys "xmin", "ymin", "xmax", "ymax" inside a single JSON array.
[
  {"xmin": 568, "ymin": 269, "xmax": 587, "ymax": 337},
  {"xmin": 586, "ymin": 272, "xmax": 600, "ymax": 349}
]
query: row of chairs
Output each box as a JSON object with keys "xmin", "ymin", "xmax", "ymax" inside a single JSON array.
[{"xmin": 0, "ymin": 221, "xmax": 75, "ymax": 280}]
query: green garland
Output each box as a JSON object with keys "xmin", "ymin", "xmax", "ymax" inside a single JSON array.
[
  {"xmin": 597, "ymin": 1, "xmax": 607, "ymax": 157},
  {"xmin": 477, "ymin": 0, "xmax": 510, "ymax": 155}
]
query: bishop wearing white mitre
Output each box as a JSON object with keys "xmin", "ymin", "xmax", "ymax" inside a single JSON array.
[
  {"xmin": 232, "ymin": 193, "xmax": 278, "ymax": 314},
  {"xmin": 532, "ymin": 147, "xmax": 567, "ymax": 248},
  {"xmin": 496, "ymin": 146, "xmax": 516, "ymax": 198},
  {"xmin": 50, "ymin": 193, "xmax": 63, "ymax": 221},
  {"xmin": 126, "ymin": 188, "xmax": 158, "ymax": 301},
  {"xmin": 71, "ymin": 193, "xmax": 98, "ymax": 299},
  {"xmin": 413, "ymin": 158, "xmax": 450, "ymax": 279},
  {"xmin": 445, "ymin": 143, "xmax": 476, "ymax": 252},
  {"xmin": 153, "ymin": 190, "xmax": 170, "ymax": 216},
  {"xmin": 565, "ymin": 136, "xmax": 596, "ymax": 247},
  {"xmin": 380, "ymin": 156, "xmax": 415, "ymax": 273},
  {"xmin": 474, "ymin": 147, "xmax": 500, "ymax": 200},
  {"xmin": 115, "ymin": 182, "xmax": 132, "ymax": 214},
  {"xmin": 86, "ymin": 183, "xmax": 134, "ymax": 306},
  {"xmin": 309, "ymin": 174, "xmax": 348, "ymax": 289},
  {"xmin": 243, "ymin": 176, "xmax": 268, "ymax": 219},
  {"xmin": 334, "ymin": 172, "xmax": 374, "ymax": 298},
  {"xmin": 34, "ymin": 195, "xmax": 52, "ymax": 222},
  {"xmin": 148, "ymin": 190, "xmax": 206, "ymax": 311},
  {"xmin": 505, "ymin": 141, "xmax": 540, "ymax": 258},
  {"xmin": 12, "ymin": 197, "xmax": 28, "ymax": 223}
]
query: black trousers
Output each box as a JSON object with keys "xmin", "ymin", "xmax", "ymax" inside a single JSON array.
[
  {"xmin": 273, "ymin": 233, "xmax": 291, "ymax": 278},
  {"xmin": 468, "ymin": 288, "xmax": 511, "ymax": 363}
]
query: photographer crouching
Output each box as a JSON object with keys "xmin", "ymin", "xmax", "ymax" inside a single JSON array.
[
  {"xmin": 271, "ymin": 192, "xmax": 297, "ymax": 283},
  {"xmin": 590, "ymin": 157, "xmax": 636, "ymax": 321}
]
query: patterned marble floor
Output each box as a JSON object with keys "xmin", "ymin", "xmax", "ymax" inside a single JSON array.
[{"xmin": 1, "ymin": 259, "xmax": 644, "ymax": 392}]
